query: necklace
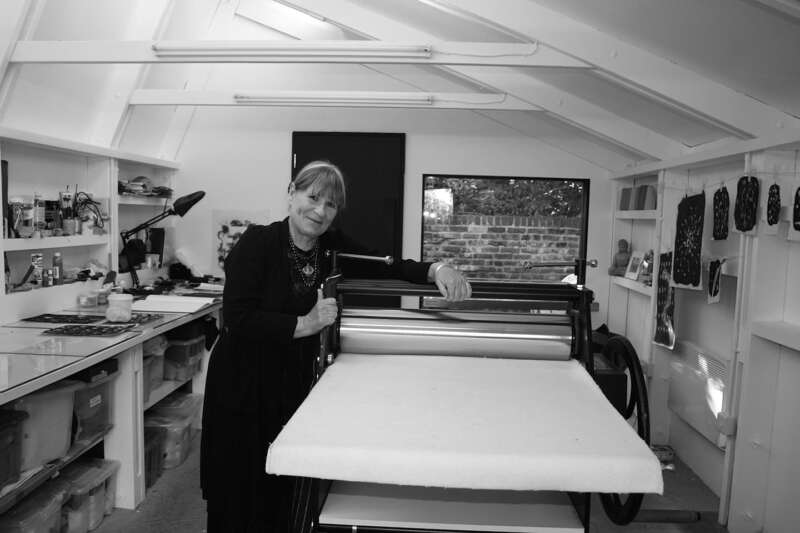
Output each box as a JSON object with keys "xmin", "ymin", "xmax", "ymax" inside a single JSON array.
[{"xmin": 288, "ymin": 233, "xmax": 319, "ymax": 287}]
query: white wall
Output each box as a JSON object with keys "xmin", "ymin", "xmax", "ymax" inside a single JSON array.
[{"xmin": 165, "ymin": 105, "xmax": 612, "ymax": 323}]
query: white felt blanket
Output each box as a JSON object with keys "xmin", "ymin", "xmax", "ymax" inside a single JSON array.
[{"xmin": 266, "ymin": 354, "xmax": 663, "ymax": 494}]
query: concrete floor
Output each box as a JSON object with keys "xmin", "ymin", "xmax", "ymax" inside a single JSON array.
[{"xmin": 95, "ymin": 434, "xmax": 728, "ymax": 533}]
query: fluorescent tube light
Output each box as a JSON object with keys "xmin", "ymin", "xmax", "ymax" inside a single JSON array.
[
  {"xmin": 233, "ymin": 92, "xmax": 434, "ymax": 107},
  {"xmin": 152, "ymin": 41, "xmax": 432, "ymax": 59}
]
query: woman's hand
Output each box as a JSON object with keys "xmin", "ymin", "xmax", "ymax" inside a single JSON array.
[
  {"xmin": 429, "ymin": 262, "xmax": 472, "ymax": 302},
  {"xmin": 294, "ymin": 289, "xmax": 339, "ymax": 338}
]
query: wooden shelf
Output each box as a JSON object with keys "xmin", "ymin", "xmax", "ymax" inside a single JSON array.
[
  {"xmin": 751, "ymin": 320, "xmax": 800, "ymax": 352},
  {"xmin": 144, "ymin": 377, "xmax": 193, "ymax": 410},
  {"xmin": 0, "ymin": 425, "xmax": 112, "ymax": 514},
  {"xmin": 615, "ymin": 210, "xmax": 659, "ymax": 220},
  {"xmin": 3, "ymin": 234, "xmax": 108, "ymax": 251},
  {"xmin": 611, "ymin": 276, "xmax": 654, "ymax": 297},
  {"xmin": 118, "ymin": 196, "xmax": 171, "ymax": 207}
]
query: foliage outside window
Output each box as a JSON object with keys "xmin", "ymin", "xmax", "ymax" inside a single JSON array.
[{"xmin": 422, "ymin": 175, "xmax": 589, "ymax": 283}]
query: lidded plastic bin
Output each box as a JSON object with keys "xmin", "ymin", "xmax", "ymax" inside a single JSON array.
[
  {"xmin": 163, "ymin": 354, "xmax": 201, "ymax": 382},
  {"xmin": 0, "ymin": 479, "xmax": 68, "ymax": 533},
  {"xmin": 143, "ymin": 334, "xmax": 169, "ymax": 357},
  {"xmin": 165, "ymin": 335, "xmax": 205, "ymax": 364},
  {"xmin": 72, "ymin": 371, "xmax": 117, "ymax": 443},
  {"xmin": 150, "ymin": 392, "xmax": 203, "ymax": 420},
  {"xmin": 59, "ymin": 458, "xmax": 120, "ymax": 533},
  {"xmin": 142, "ymin": 355, "xmax": 164, "ymax": 404},
  {"xmin": 0, "ymin": 410, "xmax": 28, "ymax": 488},
  {"xmin": 10, "ymin": 381, "xmax": 83, "ymax": 471}
]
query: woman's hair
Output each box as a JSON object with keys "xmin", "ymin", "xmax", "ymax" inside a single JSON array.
[{"xmin": 292, "ymin": 160, "xmax": 346, "ymax": 209}]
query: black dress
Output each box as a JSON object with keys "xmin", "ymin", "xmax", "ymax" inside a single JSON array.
[{"xmin": 201, "ymin": 218, "xmax": 431, "ymax": 532}]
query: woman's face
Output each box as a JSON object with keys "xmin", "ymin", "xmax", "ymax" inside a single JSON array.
[{"xmin": 288, "ymin": 183, "xmax": 339, "ymax": 241}]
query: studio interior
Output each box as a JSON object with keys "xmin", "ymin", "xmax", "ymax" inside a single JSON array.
[{"xmin": 0, "ymin": 1, "xmax": 798, "ymax": 532}]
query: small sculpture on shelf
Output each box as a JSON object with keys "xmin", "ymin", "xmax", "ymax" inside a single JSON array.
[
  {"xmin": 608, "ymin": 239, "xmax": 631, "ymax": 276},
  {"xmin": 638, "ymin": 249, "xmax": 654, "ymax": 286}
]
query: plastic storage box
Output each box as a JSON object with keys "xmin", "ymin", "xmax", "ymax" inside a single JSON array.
[
  {"xmin": 142, "ymin": 355, "xmax": 164, "ymax": 403},
  {"xmin": 163, "ymin": 354, "xmax": 201, "ymax": 382},
  {"xmin": 144, "ymin": 426, "xmax": 167, "ymax": 489},
  {"xmin": 59, "ymin": 458, "xmax": 120, "ymax": 533},
  {"xmin": 11, "ymin": 381, "xmax": 83, "ymax": 471},
  {"xmin": 72, "ymin": 372, "xmax": 117, "ymax": 443},
  {"xmin": 0, "ymin": 479, "xmax": 68, "ymax": 532},
  {"xmin": 143, "ymin": 334, "xmax": 169, "ymax": 357},
  {"xmin": 165, "ymin": 335, "xmax": 205, "ymax": 364},
  {"xmin": 0, "ymin": 410, "xmax": 28, "ymax": 488},
  {"xmin": 144, "ymin": 391, "xmax": 203, "ymax": 470}
]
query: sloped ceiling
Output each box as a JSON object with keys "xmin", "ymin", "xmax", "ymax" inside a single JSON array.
[{"xmin": 0, "ymin": 0, "xmax": 798, "ymax": 174}]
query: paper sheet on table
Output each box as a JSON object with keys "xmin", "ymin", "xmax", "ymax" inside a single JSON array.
[{"xmin": 131, "ymin": 295, "xmax": 215, "ymax": 313}]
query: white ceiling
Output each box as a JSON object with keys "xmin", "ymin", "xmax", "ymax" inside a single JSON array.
[{"xmin": 0, "ymin": 0, "xmax": 798, "ymax": 173}]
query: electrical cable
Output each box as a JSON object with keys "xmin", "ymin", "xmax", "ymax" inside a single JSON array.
[{"xmin": 598, "ymin": 335, "xmax": 651, "ymax": 525}]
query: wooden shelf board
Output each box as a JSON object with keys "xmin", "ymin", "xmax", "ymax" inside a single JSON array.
[
  {"xmin": 751, "ymin": 320, "xmax": 800, "ymax": 352},
  {"xmin": 611, "ymin": 276, "xmax": 654, "ymax": 297},
  {"xmin": 0, "ymin": 425, "xmax": 112, "ymax": 514},
  {"xmin": 118, "ymin": 196, "xmax": 171, "ymax": 207},
  {"xmin": 144, "ymin": 377, "xmax": 193, "ymax": 410},
  {"xmin": 4, "ymin": 234, "xmax": 108, "ymax": 251},
  {"xmin": 615, "ymin": 210, "xmax": 659, "ymax": 220}
]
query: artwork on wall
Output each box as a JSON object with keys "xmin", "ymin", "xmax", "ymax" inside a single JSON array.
[
  {"xmin": 672, "ymin": 192, "xmax": 705, "ymax": 290},
  {"xmin": 707, "ymin": 258, "xmax": 725, "ymax": 304},
  {"xmin": 712, "ymin": 185, "xmax": 729, "ymax": 241},
  {"xmin": 789, "ymin": 187, "xmax": 800, "ymax": 242},
  {"xmin": 761, "ymin": 182, "xmax": 781, "ymax": 236},
  {"xmin": 734, "ymin": 175, "xmax": 759, "ymax": 233},
  {"xmin": 212, "ymin": 210, "xmax": 269, "ymax": 275},
  {"xmin": 654, "ymin": 251, "xmax": 676, "ymax": 349}
]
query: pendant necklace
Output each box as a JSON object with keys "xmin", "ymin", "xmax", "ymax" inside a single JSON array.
[{"xmin": 288, "ymin": 232, "xmax": 318, "ymax": 287}]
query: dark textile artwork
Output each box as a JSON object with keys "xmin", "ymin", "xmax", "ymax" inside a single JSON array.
[
  {"xmin": 712, "ymin": 186, "xmax": 729, "ymax": 240},
  {"xmin": 708, "ymin": 259, "xmax": 722, "ymax": 304},
  {"xmin": 734, "ymin": 176, "xmax": 759, "ymax": 232},
  {"xmin": 654, "ymin": 252, "xmax": 676, "ymax": 349},
  {"xmin": 673, "ymin": 192, "xmax": 705, "ymax": 288},
  {"xmin": 794, "ymin": 186, "xmax": 800, "ymax": 231},
  {"xmin": 767, "ymin": 184, "xmax": 781, "ymax": 226}
]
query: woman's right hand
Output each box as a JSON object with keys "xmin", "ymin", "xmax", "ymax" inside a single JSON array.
[{"xmin": 294, "ymin": 289, "xmax": 338, "ymax": 338}]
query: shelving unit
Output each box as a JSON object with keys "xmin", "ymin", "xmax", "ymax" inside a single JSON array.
[
  {"xmin": 751, "ymin": 320, "xmax": 800, "ymax": 351},
  {"xmin": 118, "ymin": 196, "xmax": 171, "ymax": 207},
  {"xmin": 614, "ymin": 210, "xmax": 659, "ymax": 220},
  {"xmin": 144, "ymin": 376, "xmax": 193, "ymax": 411}
]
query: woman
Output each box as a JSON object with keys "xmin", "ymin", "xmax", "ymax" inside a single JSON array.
[{"xmin": 201, "ymin": 161, "xmax": 471, "ymax": 532}]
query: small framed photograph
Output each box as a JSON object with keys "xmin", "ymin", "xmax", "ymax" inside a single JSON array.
[{"xmin": 625, "ymin": 251, "xmax": 645, "ymax": 280}]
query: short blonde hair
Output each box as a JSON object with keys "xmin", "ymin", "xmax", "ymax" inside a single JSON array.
[{"xmin": 292, "ymin": 160, "xmax": 346, "ymax": 208}]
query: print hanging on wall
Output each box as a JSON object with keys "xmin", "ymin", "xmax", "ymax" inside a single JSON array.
[
  {"xmin": 788, "ymin": 187, "xmax": 800, "ymax": 242},
  {"xmin": 763, "ymin": 183, "xmax": 781, "ymax": 236},
  {"xmin": 707, "ymin": 258, "xmax": 725, "ymax": 304},
  {"xmin": 734, "ymin": 175, "xmax": 759, "ymax": 233},
  {"xmin": 712, "ymin": 186, "xmax": 729, "ymax": 240},
  {"xmin": 212, "ymin": 209, "xmax": 270, "ymax": 276},
  {"xmin": 672, "ymin": 192, "xmax": 705, "ymax": 289},
  {"xmin": 654, "ymin": 251, "xmax": 676, "ymax": 349}
]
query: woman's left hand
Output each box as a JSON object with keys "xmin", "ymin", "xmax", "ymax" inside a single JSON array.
[{"xmin": 430, "ymin": 263, "xmax": 472, "ymax": 302}]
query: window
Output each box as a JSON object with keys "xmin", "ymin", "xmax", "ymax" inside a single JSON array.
[{"xmin": 422, "ymin": 174, "xmax": 589, "ymax": 283}]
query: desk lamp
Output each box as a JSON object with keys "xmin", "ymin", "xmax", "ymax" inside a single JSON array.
[{"xmin": 120, "ymin": 191, "xmax": 205, "ymax": 288}]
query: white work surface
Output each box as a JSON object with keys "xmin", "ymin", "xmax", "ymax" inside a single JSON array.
[{"xmin": 267, "ymin": 354, "xmax": 663, "ymax": 495}]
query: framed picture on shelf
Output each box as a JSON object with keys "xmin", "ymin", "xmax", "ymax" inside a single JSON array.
[{"xmin": 625, "ymin": 251, "xmax": 645, "ymax": 280}]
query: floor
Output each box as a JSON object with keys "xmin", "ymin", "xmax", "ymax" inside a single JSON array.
[{"xmin": 95, "ymin": 434, "xmax": 729, "ymax": 533}]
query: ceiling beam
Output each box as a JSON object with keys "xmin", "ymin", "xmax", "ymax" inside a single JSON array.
[
  {"xmin": 10, "ymin": 40, "xmax": 589, "ymax": 68},
  {"xmin": 275, "ymin": 0, "xmax": 686, "ymax": 162},
  {"xmin": 429, "ymin": 0, "xmax": 800, "ymax": 138},
  {"xmin": 129, "ymin": 89, "xmax": 541, "ymax": 110}
]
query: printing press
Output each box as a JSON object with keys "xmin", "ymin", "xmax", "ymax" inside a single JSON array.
[{"xmin": 266, "ymin": 255, "xmax": 663, "ymax": 533}]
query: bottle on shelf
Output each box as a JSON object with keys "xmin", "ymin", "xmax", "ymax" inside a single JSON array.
[
  {"xmin": 52, "ymin": 252, "xmax": 63, "ymax": 285},
  {"xmin": 32, "ymin": 192, "xmax": 45, "ymax": 233}
]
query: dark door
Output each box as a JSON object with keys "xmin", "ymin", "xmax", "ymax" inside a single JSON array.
[{"xmin": 292, "ymin": 132, "xmax": 405, "ymax": 307}]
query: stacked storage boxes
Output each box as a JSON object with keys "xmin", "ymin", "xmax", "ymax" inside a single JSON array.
[
  {"xmin": 163, "ymin": 319, "xmax": 207, "ymax": 382},
  {"xmin": 70, "ymin": 359, "xmax": 119, "ymax": 443},
  {"xmin": 58, "ymin": 458, "xmax": 120, "ymax": 533},
  {"xmin": 144, "ymin": 392, "xmax": 203, "ymax": 470},
  {"xmin": 142, "ymin": 335, "xmax": 168, "ymax": 403}
]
